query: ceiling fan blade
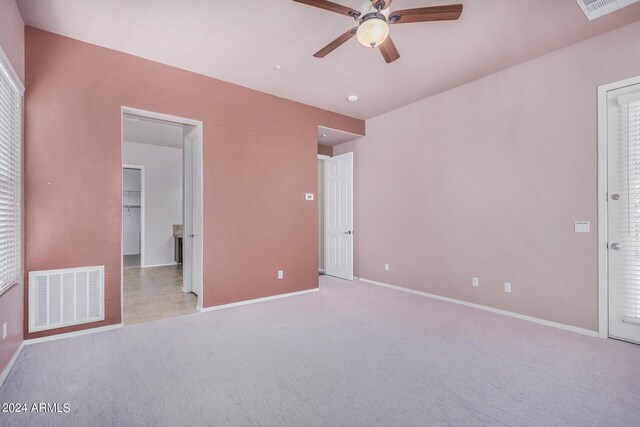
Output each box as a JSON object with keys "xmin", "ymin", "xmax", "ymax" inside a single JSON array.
[
  {"xmin": 379, "ymin": 36, "xmax": 400, "ymax": 63},
  {"xmin": 293, "ymin": 0, "xmax": 359, "ymax": 17},
  {"xmin": 389, "ymin": 4, "xmax": 463, "ymax": 24},
  {"xmin": 313, "ymin": 28, "xmax": 358, "ymax": 58}
]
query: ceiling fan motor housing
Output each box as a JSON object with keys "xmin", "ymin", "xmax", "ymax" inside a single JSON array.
[{"xmin": 358, "ymin": 1, "xmax": 391, "ymax": 17}]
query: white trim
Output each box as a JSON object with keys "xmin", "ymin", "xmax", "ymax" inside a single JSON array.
[
  {"xmin": 122, "ymin": 107, "xmax": 201, "ymax": 126},
  {"xmin": 143, "ymin": 262, "xmax": 178, "ymax": 268},
  {"xmin": 0, "ymin": 342, "xmax": 24, "ymax": 388},
  {"xmin": 25, "ymin": 323, "xmax": 123, "ymax": 345},
  {"xmin": 317, "ymin": 125, "xmax": 363, "ymax": 139},
  {"xmin": 0, "ymin": 46, "xmax": 24, "ymax": 95},
  {"xmin": 360, "ymin": 278, "xmax": 599, "ymax": 338},
  {"xmin": 317, "ymin": 156, "xmax": 328, "ymax": 274},
  {"xmin": 122, "ymin": 164, "xmax": 145, "ymax": 267},
  {"xmin": 597, "ymin": 75, "xmax": 640, "ymax": 339},
  {"xmin": 197, "ymin": 288, "xmax": 319, "ymax": 312}
]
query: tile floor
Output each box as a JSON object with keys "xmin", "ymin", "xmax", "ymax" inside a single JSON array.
[
  {"xmin": 123, "ymin": 264, "xmax": 197, "ymax": 325},
  {"xmin": 123, "ymin": 254, "xmax": 140, "ymax": 269}
]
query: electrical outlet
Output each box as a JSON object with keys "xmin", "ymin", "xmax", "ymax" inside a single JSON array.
[
  {"xmin": 278, "ymin": 270, "xmax": 284, "ymax": 279},
  {"xmin": 384, "ymin": 263, "xmax": 389, "ymax": 271},
  {"xmin": 504, "ymin": 282, "xmax": 512, "ymax": 293},
  {"xmin": 472, "ymin": 277, "xmax": 479, "ymax": 287},
  {"xmin": 2, "ymin": 322, "xmax": 7, "ymax": 340}
]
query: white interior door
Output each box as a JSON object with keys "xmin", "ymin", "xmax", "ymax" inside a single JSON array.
[
  {"xmin": 183, "ymin": 127, "xmax": 203, "ymax": 296},
  {"xmin": 607, "ymin": 82, "xmax": 640, "ymax": 344},
  {"xmin": 122, "ymin": 207, "xmax": 141, "ymax": 255},
  {"xmin": 325, "ymin": 152, "xmax": 353, "ymax": 280}
]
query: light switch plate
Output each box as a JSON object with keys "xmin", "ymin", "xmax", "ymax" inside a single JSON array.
[
  {"xmin": 575, "ymin": 221, "xmax": 590, "ymax": 233},
  {"xmin": 305, "ymin": 193, "xmax": 314, "ymax": 201}
]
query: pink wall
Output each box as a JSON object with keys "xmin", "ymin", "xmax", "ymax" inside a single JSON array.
[
  {"xmin": 24, "ymin": 28, "xmax": 364, "ymax": 339},
  {"xmin": 0, "ymin": 0, "xmax": 23, "ymax": 378},
  {"xmin": 318, "ymin": 144, "xmax": 333, "ymax": 157},
  {"xmin": 335, "ymin": 21, "xmax": 640, "ymax": 332}
]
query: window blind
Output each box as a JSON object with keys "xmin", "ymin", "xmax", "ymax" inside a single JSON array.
[
  {"xmin": 0, "ymin": 56, "xmax": 22, "ymax": 295},
  {"xmin": 619, "ymin": 98, "xmax": 640, "ymax": 322}
]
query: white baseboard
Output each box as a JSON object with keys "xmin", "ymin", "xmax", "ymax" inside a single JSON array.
[
  {"xmin": 319, "ymin": 269, "xmax": 325, "ymax": 273},
  {"xmin": 25, "ymin": 323, "xmax": 124, "ymax": 345},
  {"xmin": 143, "ymin": 262, "xmax": 178, "ymax": 268},
  {"xmin": 198, "ymin": 288, "xmax": 319, "ymax": 313},
  {"xmin": 0, "ymin": 341, "xmax": 25, "ymax": 389},
  {"xmin": 359, "ymin": 278, "xmax": 599, "ymax": 338}
]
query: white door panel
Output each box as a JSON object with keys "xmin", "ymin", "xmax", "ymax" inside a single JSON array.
[
  {"xmin": 123, "ymin": 207, "xmax": 141, "ymax": 255},
  {"xmin": 184, "ymin": 127, "xmax": 202, "ymax": 296},
  {"xmin": 325, "ymin": 152, "xmax": 353, "ymax": 280}
]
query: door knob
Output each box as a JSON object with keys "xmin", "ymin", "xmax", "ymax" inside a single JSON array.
[
  {"xmin": 611, "ymin": 243, "xmax": 622, "ymax": 250},
  {"xmin": 344, "ymin": 231, "xmax": 353, "ymax": 235},
  {"xmin": 611, "ymin": 194, "xmax": 620, "ymax": 201}
]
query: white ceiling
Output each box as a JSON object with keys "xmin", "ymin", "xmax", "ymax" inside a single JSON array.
[
  {"xmin": 17, "ymin": 0, "xmax": 640, "ymax": 119},
  {"xmin": 318, "ymin": 126, "xmax": 362, "ymax": 146},
  {"xmin": 123, "ymin": 117, "xmax": 184, "ymax": 149}
]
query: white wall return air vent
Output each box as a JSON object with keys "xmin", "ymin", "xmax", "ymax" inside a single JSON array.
[
  {"xmin": 29, "ymin": 265, "xmax": 105, "ymax": 333},
  {"xmin": 577, "ymin": 0, "xmax": 639, "ymax": 20}
]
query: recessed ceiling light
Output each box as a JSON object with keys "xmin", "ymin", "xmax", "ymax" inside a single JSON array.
[
  {"xmin": 274, "ymin": 65, "xmax": 283, "ymax": 70},
  {"xmin": 347, "ymin": 95, "xmax": 358, "ymax": 102},
  {"xmin": 162, "ymin": 139, "xmax": 167, "ymax": 142},
  {"xmin": 321, "ymin": 134, "xmax": 327, "ymax": 138}
]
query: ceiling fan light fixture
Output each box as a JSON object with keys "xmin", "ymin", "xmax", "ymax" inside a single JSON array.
[{"xmin": 356, "ymin": 16, "xmax": 389, "ymax": 48}]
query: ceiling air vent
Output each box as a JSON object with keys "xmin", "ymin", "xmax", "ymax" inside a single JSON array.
[{"xmin": 577, "ymin": 0, "xmax": 639, "ymax": 20}]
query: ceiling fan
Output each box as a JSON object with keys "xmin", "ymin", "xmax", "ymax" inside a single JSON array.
[{"xmin": 293, "ymin": 0, "xmax": 463, "ymax": 63}]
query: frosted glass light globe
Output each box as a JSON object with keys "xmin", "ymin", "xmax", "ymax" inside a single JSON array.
[{"xmin": 356, "ymin": 18, "xmax": 389, "ymax": 48}]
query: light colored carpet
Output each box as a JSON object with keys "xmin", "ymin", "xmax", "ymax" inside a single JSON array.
[{"xmin": 2, "ymin": 276, "xmax": 640, "ymax": 426}]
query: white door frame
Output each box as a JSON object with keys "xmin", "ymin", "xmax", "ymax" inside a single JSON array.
[
  {"xmin": 318, "ymin": 154, "xmax": 330, "ymax": 273},
  {"xmin": 121, "ymin": 106, "xmax": 204, "ymax": 313},
  {"xmin": 122, "ymin": 164, "xmax": 145, "ymax": 266},
  {"xmin": 183, "ymin": 126, "xmax": 204, "ymax": 297},
  {"xmin": 597, "ymin": 75, "xmax": 640, "ymax": 339}
]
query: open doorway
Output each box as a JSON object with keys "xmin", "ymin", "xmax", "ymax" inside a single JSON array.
[
  {"xmin": 123, "ymin": 166, "xmax": 144, "ymax": 269},
  {"xmin": 317, "ymin": 126, "xmax": 359, "ymax": 281},
  {"xmin": 121, "ymin": 107, "xmax": 203, "ymax": 325}
]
